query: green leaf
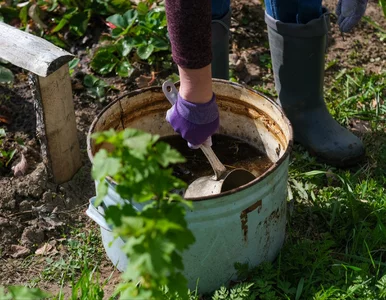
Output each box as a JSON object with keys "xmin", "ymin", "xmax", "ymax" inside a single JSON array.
[
  {"xmin": 52, "ymin": 18, "xmax": 69, "ymax": 33},
  {"xmin": 137, "ymin": 44, "xmax": 154, "ymax": 60},
  {"xmin": 123, "ymin": 9, "xmax": 138, "ymax": 29},
  {"xmin": 95, "ymin": 180, "xmax": 108, "ymax": 207},
  {"xmin": 117, "ymin": 37, "xmax": 134, "ymax": 56},
  {"xmin": 380, "ymin": 0, "xmax": 386, "ymax": 17},
  {"xmin": 92, "ymin": 149, "xmax": 122, "ymax": 180},
  {"xmin": 154, "ymin": 142, "xmax": 186, "ymax": 167},
  {"xmin": 0, "ymin": 65, "xmax": 14, "ymax": 83},
  {"xmin": 69, "ymin": 11, "xmax": 90, "ymax": 37},
  {"xmin": 5, "ymin": 149, "xmax": 16, "ymax": 167},
  {"xmin": 84, "ymin": 74, "xmax": 99, "ymax": 87},
  {"xmin": 116, "ymin": 61, "xmax": 134, "ymax": 78},
  {"xmin": 149, "ymin": 37, "xmax": 169, "ymax": 51},
  {"xmin": 295, "ymin": 277, "xmax": 304, "ymax": 300},
  {"xmin": 137, "ymin": 2, "xmax": 148, "ymax": 15},
  {"xmin": 106, "ymin": 14, "xmax": 126, "ymax": 28},
  {"xmin": 7, "ymin": 286, "xmax": 50, "ymax": 299},
  {"xmin": 123, "ymin": 132, "xmax": 154, "ymax": 153},
  {"xmin": 303, "ymin": 170, "xmax": 326, "ymax": 177},
  {"xmin": 91, "ymin": 47, "xmax": 119, "ymax": 75},
  {"xmin": 111, "ymin": 27, "xmax": 124, "ymax": 38},
  {"xmin": 69, "ymin": 58, "xmax": 80, "ymax": 70},
  {"xmin": 19, "ymin": 5, "xmax": 28, "ymax": 26}
]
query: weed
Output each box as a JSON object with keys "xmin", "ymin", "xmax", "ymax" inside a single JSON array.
[
  {"xmin": 39, "ymin": 227, "xmax": 104, "ymax": 283},
  {"xmin": 259, "ymin": 53, "xmax": 272, "ymax": 70},
  {"xmin": 325, "ymin": 67, "xmax": 385, "ymax": 129},
  {"xmin": 53, "ymin": 265, "xmax": 110, "ymax": 300},
  {"xmin": 0, "ymin": 129, "xmax": 17, "ymax": 170},
  {"xmin": 379, "ymin": 0, "xmax": 386, "ymax": 18},
  {"xmin": 83, "ymin": 74, "xmax": 112, "ymax": 102}
]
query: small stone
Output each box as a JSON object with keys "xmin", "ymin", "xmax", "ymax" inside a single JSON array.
[
  {"xmin": 0, "ymin": 217, "xmax": 9, "ymax": 226},
  {"xmin": 235, "ymin": 59, "xmax": 245, "ymax": 72},
  {"xmin": 245, "ymin": 64, "xmax": 261, "ymax": 81},
  {"xmin": 42, "ymin": 191, "xmax": 52, "ymax": 203},
  {"xmin": 19, "ymin": 200, "xmax": 32, "ymax": 211}
]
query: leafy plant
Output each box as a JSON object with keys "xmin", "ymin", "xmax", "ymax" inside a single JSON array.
[
  {"xmin": 91, "ymin": 4, "xmax": 171, "ymax": 77},
  {"xmin": 259, "ymin": 53, "xmax": 272, "ymax": 70},
  {"xmin": 212, "ymin": 283, "xmax": 254, "ymax": 300},
  {"xmin": 91, "ymin": 128, "xmax": 195, "ymax": 299},
  {"xmin": 380, "ymin": 0, "xmax": 386, "ymax": 18},
  {"xmin": 0, "ymin": 286, "xmax": 50, "ymax": 299},
  {"xmin": 0, "ymin": 129, "xmax": 17, "ymax": 169},
  {"xmin": 39, "ymin": 228, "xmax": 104, "ymax": 283},
  {"xmin": 0, "ymin": 0, "xmax": 132, "ymax": 49},
  {"xmin": 83, "ymin": 74, "xmax": 111, "ymax": 101}
]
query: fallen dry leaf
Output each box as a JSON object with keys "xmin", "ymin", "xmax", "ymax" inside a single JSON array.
[
  {"xmin": 12, "ymin": 153, "xmax": 28, "ymax": 176},
  {"xmin": 10, "ymin": 245, "xmax": 31, "ymax": 258},
  {"xmin": 35, "ymin": 243, "xmax": 55, "ymax": 256}
]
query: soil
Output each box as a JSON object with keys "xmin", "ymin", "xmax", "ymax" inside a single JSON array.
[
  {"xmin": 162, "ymin": 134, "xmax": 273, "ymax": 184},
  {"xmin": 0, "ymin": 0, "xmax": 385, "ymax": 296}
]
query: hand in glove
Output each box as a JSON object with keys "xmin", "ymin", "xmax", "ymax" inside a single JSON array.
[
  {"xmin": 166, "ymin": 93, "xmax": 219, "ymax": 149},
  {"xmin": 336, "ymin": 0, "xmax": 368, "ymax": 32}
]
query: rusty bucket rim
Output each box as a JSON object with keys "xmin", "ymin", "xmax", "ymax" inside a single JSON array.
[{"xmin": 87, "ymin": 79, "xmax": 293, "ymax": 201}]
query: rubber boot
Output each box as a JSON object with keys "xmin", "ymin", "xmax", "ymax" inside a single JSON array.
[
  {"xmin": 211, "ymin": 9, "xmax": 231, "ymax": 80},
  {"xmin": 265, "ymin": 10, "xmax": 364, "ymax": 166}
]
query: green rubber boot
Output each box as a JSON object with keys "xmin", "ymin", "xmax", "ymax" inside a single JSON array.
[
  {"xmin": 265, "ymin": 10, "xmax": 364, "ymax": 166},
  {"xmin": 211, "ymin": 10, "xmax": 231, "ymax": 80}
]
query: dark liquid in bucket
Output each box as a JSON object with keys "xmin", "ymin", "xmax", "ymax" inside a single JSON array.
[{"xmin": 161, "ymin": 134, "xmax": 273, "ymax": 185}]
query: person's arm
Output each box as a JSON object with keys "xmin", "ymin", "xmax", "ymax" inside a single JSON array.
[
  {"xmin": 165, "ymin": 0, "xmax": 212, "ymax": 103},
  {"xmin": 165, "ymin": 0, "xmax": 219, "ymax": 148},
  {"xmin": 165, "ymin": 0, "xmax": 213, "ymax": 103}
]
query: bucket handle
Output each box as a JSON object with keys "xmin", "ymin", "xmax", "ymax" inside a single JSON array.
[{"xmin": 86, "ymin": 197, "xmax": 112, "ymax": 232}]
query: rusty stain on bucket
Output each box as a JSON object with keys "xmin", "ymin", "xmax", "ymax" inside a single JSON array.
[{"xmin": 240, "ymin": 199, "xmax": 262, "ymax": 242}]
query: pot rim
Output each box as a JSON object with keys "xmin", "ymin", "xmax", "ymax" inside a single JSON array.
[{"xmin": 87, "ymin": 79, "xmax": 293, "ymax": 201}]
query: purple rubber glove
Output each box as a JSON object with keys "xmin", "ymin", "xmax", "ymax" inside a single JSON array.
[
  {"xmin": 336, "ymin": 0, "xmax": 368, "ymax": 32},
  {"xmin": 166, "ymin": 93, "xmax": 219, "ymax": 149}
]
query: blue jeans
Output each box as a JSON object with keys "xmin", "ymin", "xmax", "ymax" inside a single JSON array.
[{"xmin": 212, "ymin": 0, "xmax": 322, "ymax": 23}]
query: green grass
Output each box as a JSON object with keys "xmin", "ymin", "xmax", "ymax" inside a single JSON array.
[
  {"xmin": 219, "ymin": 67, "xmax": 386, "ymax": 299},
  {"xmin": 29, "ymin": 226, "xmax": 105, "ymax": 287}
]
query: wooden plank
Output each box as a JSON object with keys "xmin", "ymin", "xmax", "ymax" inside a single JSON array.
[
  {"xmin": 32, "ymin": 64, "xmax": 82, "ymax": 183},
  {"xmin": 0, "ymin": 21, "xmax": 73, "ymax": 77}
]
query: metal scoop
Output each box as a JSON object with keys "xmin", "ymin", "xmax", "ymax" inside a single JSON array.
[{"xmin": 162, "ymin": 80, "xmax": 256, "ymax": 198}]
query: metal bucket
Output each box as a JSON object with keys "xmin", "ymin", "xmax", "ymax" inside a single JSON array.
[{"xmin": 86, "ymin": 79, "xmax": 293, "ymax": 293}]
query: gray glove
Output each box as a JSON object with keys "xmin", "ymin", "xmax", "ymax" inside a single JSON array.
[{"xmin": 336, "ymin": 0, "xmax": 368, "ymax": 32}]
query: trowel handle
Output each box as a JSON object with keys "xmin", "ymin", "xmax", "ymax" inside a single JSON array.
[
  {"xmin": 200, "ymin": 145, "xmax": 227, "ymax": 180},
  {"xmin": 161, "ymin": 80, "xmax": 227, "ymax": 180},
  {"xmin": 162, "ymin": 80, "xmax": 179, "ymax": 105}
]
